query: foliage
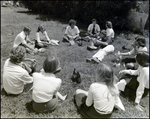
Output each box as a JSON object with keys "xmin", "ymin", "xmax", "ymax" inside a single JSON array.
[{"xmin": 20, "ymin": 1, "xmax": 138, "ymax": 30}]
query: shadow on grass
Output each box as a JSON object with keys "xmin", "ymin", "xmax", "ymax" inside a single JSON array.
[
  {"xmin": 25, "ymin": 101, "xmax": 35, "ymax": 113},
  {"xmin": 16, "ymin": 9, "xmax": 88, "ymax": 31},
  {"xmin": 1, "ymin": 88, "xmax": 19, "ymax": 97},
  {"xmin": 17, "ymin": 10, "xmax": 38, "ymax": 15}
]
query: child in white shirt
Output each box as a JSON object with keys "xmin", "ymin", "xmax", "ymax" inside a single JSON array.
[
  {"xmin": 118, "ymin": 36, "xmax": 147, "ymax": 69},
  {"xmin": 117, "ymin": 52, "xmax": 149, "ymax": 111},
  {"xmin": 74, "ymin": 63, "xmax": 125, "ymax": 118},
  {"xmin": 63, "ymin": 19, "xmax": 81, "ymax": 46},
  {"xmin": 32, "ymin": 56, "xmax": 67, "ymax": 113}
]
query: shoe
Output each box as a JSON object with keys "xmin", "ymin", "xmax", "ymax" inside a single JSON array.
[
  {"xmin": 87, "ymin": 46, "xmax": 97, "ymax": 50},
  {"xmin": 86, "ymin": 58, "xmax": 91, "ymax": 62},
  {"xmin": 91, "ymin": 58, "xmax": 100, "ymax": 64}
]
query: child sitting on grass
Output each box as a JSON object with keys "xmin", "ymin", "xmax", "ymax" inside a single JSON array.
[
  {"xmin": 86, "ymin": 18, "xmax": 101, "ymax": 38},
  {"xmin": 87, "ymin": 21, "xmax": 114, "ymax": 50},
  {"xmin": 2, "ymin": 46, "xmax": 35, "ymax": 95},
  {"xmin": 13, "ymin": 26, "xmax": 38, "ymax": 54},
  {"xmin": 32, "ymin": 56, "xmax": 67, "ymax": 113},
  {"xmin": 74, "ymin": 63, "xmax": 125, "ymax": 118},
  {"xmin": 116, "ymin": 52, "xmax": 149, "ymax": 111},
  {"xmin": 63, "ymin": 19, "xmax": 81, "ymax": 46},
  {"xmin": 117, "ymin": 36, "xmax": 147, "ymax": 69},
  {"xmin": 34, "ymin": 24, "xmax": 59, "ymax": 50}
]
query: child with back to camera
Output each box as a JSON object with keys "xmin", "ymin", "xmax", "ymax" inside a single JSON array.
[
  {"xmin": 32, "ymin": 56, "xmax": 67, "ymax": 113},
  {"xmin": 2, "ymin": 46, "xmax": 35, "ymax": 95},
  {"xmin": 116, "ymin": 52, "xmax": 149, "ymax": 111},
  {"xmin": 74, "ymin": 63, "xmax": 125, "ymax": 118}
]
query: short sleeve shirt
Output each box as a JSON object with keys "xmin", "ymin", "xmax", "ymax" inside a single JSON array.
[
  {"xmin": 65, "ymin": 25, "xmax": 80, "ymax": 37},
  {"xmin": 32, "ymin": 71, "xmax": 62, "ymax": 103},
  {"xmin": 86, "ymin": 83, "xmax": 116, "ymax": 114},
  {"xmin": 88, "ymin": 24, "xmax": 100, "ymax": 34},
  {"xmin": 106, "ymin": 28, "xmax": 114, "ymax": 38},
  {"xmin": 3, "ymin": 59, "xmax": 33, "ymax": 94},
  {"xmin": 13, "ymin": 31, "xmax": 27, "ymax": 47}
]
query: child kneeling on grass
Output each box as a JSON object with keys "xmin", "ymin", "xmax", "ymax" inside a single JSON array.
[
  {"xmin": 74, "ymin": 63, "xmax": 125, "ymax": 118},
  {"xmin": 116, "ymin": 52, "xmax": 149, "ymax": 111},
  {"xmin": 2, "ymin": 46, "xmax": 35, "ymax": 95},
  {"xmin": 32, "ymin": 56, "xmax": 67, "ymax": 113}
]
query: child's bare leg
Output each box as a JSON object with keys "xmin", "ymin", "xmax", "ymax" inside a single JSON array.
[
  {"xmin": 43, "ymin": 31, "xmax": 50, "ymax": 42},
  {"xmin": 56, "ymin": 92, "xmax": 67, "ymax": 101}
]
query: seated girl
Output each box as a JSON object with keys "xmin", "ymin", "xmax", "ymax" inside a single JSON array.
[
  {"xmin": 2, "ymin": 46, "xmax": 34, "ymax": 95},
  {"xmin": 34, "ymin": 25, "xmax": 59, "ymax": 49},
  {"xmin": 74, "ymin": 63, "xmax": 125, "ymax": 118},
  {"xmin": 117, "ymin": 36, "xmax": 147, "ymax": 69},
  {"xmin": 63, "ymin": 19, "xmax": 81, "ymax": 46},
  {"xmin": 32, "ymin": 56, "xmax": 67, "ymax": 113},
  {"xmin": 117, "ymin": 52, "xmax": 149, "ymax": 111}
]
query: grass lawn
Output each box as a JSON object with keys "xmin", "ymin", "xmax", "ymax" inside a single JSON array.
[{"xmin": 1, "ymin": 6, "xmax": 149, "ymax": 118}]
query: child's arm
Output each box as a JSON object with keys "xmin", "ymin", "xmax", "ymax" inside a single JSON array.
[
  {"xmin": 56, "ymin": 92, "xmax": 67, "ymax": 101},
  {"xmin": 119, "ymin": 69, "xmax": 139, "ymax": 76},
  {"xmin": 118, "ymin": 48, "xmax": 135, "ymax": 56},
  {"xmin": 23, "ymin": 58, "xmax": 36, "ymax": 62},
  {"xmin": 134, "ymin": 69, "xmax": 148, "ymax": 111}
]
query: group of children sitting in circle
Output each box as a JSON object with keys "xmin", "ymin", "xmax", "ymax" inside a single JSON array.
[{"xmin": 2, "ymin": 18, "xmax": 149, "ymax": 118}]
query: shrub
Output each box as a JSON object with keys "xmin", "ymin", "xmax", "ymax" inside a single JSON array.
[{"xmin": 20, "ymin": 1, "xmax": 138, "ymax": 30}]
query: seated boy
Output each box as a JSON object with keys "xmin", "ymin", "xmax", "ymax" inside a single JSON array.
[
  {"xmin": 13, "ymin": 26, "xmax": 38, "ymax": 54},
  {"xmin": 63, "ymin": 19, "xmax": 81, "ymax": 46},
  {"xmin": 87, "ymin": 18, "xmax": 100, "ymax": 38}
]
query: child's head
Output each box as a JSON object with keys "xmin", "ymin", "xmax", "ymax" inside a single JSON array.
[
  {"xmin": 106, "ymin": 21, "xmax": 112, "ymax": 28},
  {"xmin": 43, "ymin": 56, "xmax": 60, "ymax": 73},
  {"xmin": 96, "ymin": 63, "xmax": 114, "ymax": 84},
  {"xmin": 136, "ymin": 51, "xmax": 149, "ymax": 67},
  {"xmin": 92, "ymin": 18, "xmax": 97, "ymax": 24},
  {"xmin": 96, "ymin": 63, "xmax": 119, "ymax": 96},
  {"xmin": 23, "ymin": 26, "xmax": 31, "ymax": 35},
  {"xmin": 135, "ymin": 36, "xmax": 146, "ymax": 47},
  {"xmin": 69, "ymin": 19, "xmax": 76, "ymax": 28},
  {"xmin": 9, "ymin": 46, "xmax": 26, "ymax": 64}
]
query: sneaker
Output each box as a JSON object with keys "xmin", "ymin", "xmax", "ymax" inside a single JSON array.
[
  {"xmin": 86, "ymin": 58, "xmax": 92, "ymax": 62},
  {"xmin": 87, "ymin": 45, "xmax": 97, "ymax": 50},
  {"xmin": 91, "ymin": 58, "xmax": 100, "ymax": 64}
]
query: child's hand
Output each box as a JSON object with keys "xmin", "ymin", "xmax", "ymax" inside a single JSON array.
[{"xmin": 119, "ymin": 70, "xmax": 128, "ymax": 75}]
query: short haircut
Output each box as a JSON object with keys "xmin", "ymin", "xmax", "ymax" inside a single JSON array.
[
  {"xmin": 23, "ymin": 26, "xmax": 31, "ymax": 32},
  {"xmin": 92, "ymin": 18, "xmax": 97, "ymax": 22},
  {"xmin": 136, "ymin": 52, "xmax": 149, "ymax": 67},
  {"xmin": 135, "ymin": 36, "xmax": 146, "ymax": 47},
  {"xmin": 43, "ymin": 56, "xmax": 60, "ymax": 73},
  {"xmin": 9, "ymin": 46, "xmax": 26, "ymax": 64},
  {"xmin": 69, "ymin": 19, "xmax": 76, "ymax": 26},
  {"xmin": 106, "ymin": 21, "xmax": 112, "ymax": 28}
]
